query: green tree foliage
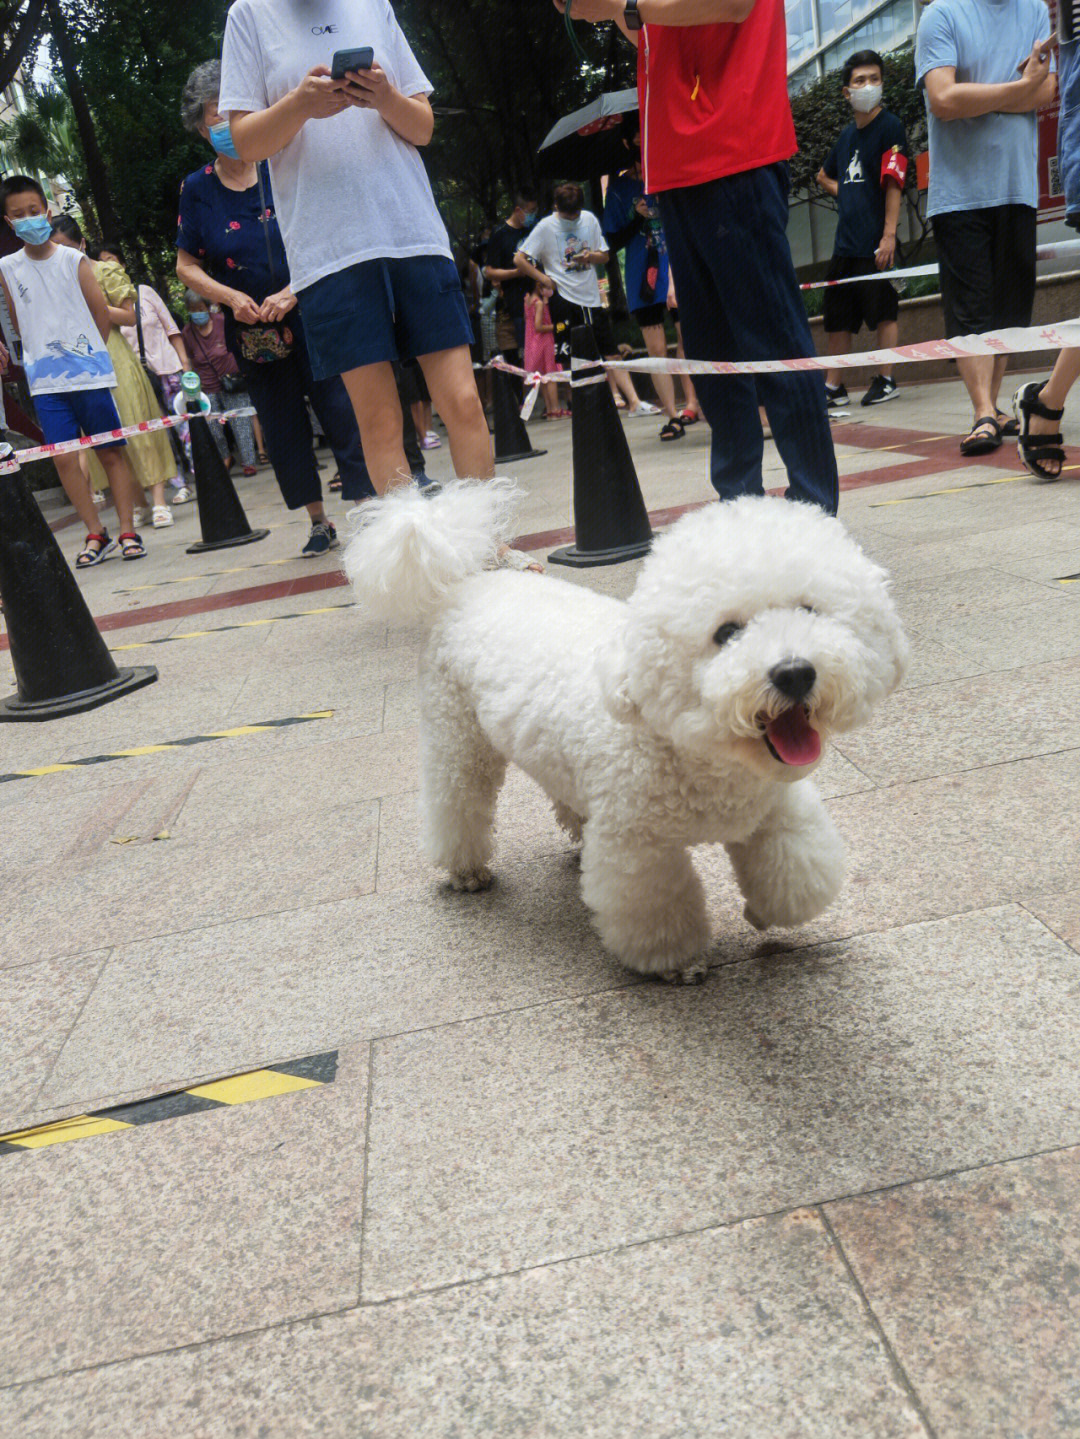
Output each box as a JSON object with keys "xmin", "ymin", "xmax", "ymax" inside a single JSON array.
[
  {"xmin": 0, "ymin": 84, "xmax": 89, "ymax": 212},
  {"xmin": 790, "ymin": 44, "xmax": 931, "ymax": 256},
  {"xmin": 41, "ymin": 0, "xmax": 223, "ymax": 289},
  {"xmin": 394, "ymin": 0, "xmax": 636, "ymax": 237}
]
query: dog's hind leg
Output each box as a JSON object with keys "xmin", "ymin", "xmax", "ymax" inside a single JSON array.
[
  {"xmin": 579, "ymin": 825, "xmax": 711, "ymax": 983},
  {"xmin": 419, "ymin": 676, "xmax": 506, "ymax": 892},
  {"xmin": 726, "ymin": 782, "xmax": 845, "ymax": 931}
]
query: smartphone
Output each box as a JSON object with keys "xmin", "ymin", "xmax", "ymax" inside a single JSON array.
[{"xmin": 331, "ymin": 47, "xmax": 374, "ymax": 80}]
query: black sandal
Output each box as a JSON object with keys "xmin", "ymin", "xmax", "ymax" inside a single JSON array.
[
  {"xmin": 659, "ymin": 417, "xmax": 685, "ymax": 442},
  {"xmin": 959, "ymin": 415, "xmax": 1002, "ymax": 456},
  {"xmin": 995, "ymin": 411, "xmax": 1020, "ymax": 437},
  {"xmin": 1014, "ymin": 381, "xmax": 1065, "ymax": 481}
]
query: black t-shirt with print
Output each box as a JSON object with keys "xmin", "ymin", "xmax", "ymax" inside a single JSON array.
[
  {"xmin": 823, "ymin": 110, "xmax": 908, "ymax": 259},
  {"xmin": 486, "ymin": 221, "xmax": 530, "ymax": 320}
]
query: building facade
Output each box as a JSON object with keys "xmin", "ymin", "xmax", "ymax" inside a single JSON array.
[{"xmin": 787, "ymin": 0, "xmax": 923, "ymax": 92}]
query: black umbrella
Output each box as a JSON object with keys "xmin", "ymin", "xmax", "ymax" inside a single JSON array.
[{"xmin": 536, "ymin": 88, "xmax": 639, "ymax": 179}]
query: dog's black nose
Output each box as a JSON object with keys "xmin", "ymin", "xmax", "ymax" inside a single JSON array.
[{"xmin": 769, "ymin": 659, "xmax": 816, "ymax": 703}]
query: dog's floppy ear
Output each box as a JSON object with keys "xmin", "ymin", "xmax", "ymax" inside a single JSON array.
[{"xmin": 595, "ymin": 626, "xmax": 640, "ymax": 723}]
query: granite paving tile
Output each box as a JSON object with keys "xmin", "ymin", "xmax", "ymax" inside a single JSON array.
[
  {"xmin": 834, "ymin": 657, "xmax": 1080, "ymax": 785},
  {"xmin": 0, "ymin": 951, "xmax": 108, "ymax": 1127},
  {"xmin": 36, "ymin": 851, "xmax": 630, "ymax": 1118},
  {"xmin": 826, "ymin": 1146, "xmax": 1080, "ymax": 1437},
  {"xmin": 930, "ymin": 594, "xmax": 1080, "ymax": 670},
  {"xmin": 360, "ymin": 904, "xmax": 1080, "ymax": 1298},
  {"xmin": 1021, "ymin": 889, "xmax": 1080, "ymax": 952},
  {"xmin": 1, "ymin": 1209, "xmax": 924, "ymax": 1438},
  {"xmin": 692, "ymin": 747, "xmax": 1080, "ymax": 952},
  {"xmin": 1, "ymin": 797, "xmax": 379, "ymax": 971},
  {"xmin": 0, "ymin": 1045, "xmax": 367, "ymax": 1386},
  {"xmin": 888, "ymin": 565, "xmax": 1061, "ymax": 631},
  {"xmin": 175, "ymin": 728, "xmax": 420, "ymax": 838}
]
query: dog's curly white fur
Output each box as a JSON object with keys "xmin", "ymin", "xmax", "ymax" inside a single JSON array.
[{"xmin": 345, "ymin": 482, "xmax": 908, "ymax": 982}]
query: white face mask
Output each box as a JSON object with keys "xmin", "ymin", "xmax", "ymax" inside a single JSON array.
[{"xmin": 850, "ymin": 83, "xmax": 882, "ymax": 114}]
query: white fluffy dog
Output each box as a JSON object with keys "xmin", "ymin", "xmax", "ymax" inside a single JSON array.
[{"xmin": 345, "ymin": 482, "xmax": 907, "ymax": 982}]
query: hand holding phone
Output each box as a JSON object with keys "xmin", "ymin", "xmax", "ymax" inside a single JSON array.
[{"xmin": 331, "ymin": 47, "xmax": 374, "ymax": 80}]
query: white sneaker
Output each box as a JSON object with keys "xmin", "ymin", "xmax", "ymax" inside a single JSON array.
[
  {"xmin": 627, "ymin": 402, "xmax": 661, "ymax": 417},
  {"xmin": 93, "ymin": 490, "xmax": 108, "ymax": 506},
  {"xmin": 151, "ymin": 504, "xmax": 173, "ymax": 528},
  {"xmin": 171, "ymin": 486, "xmax": 194, "ymax": 504},
  {"xmin": 133, "ymin": 505, "xmax": 151, "ymax": 527},
  {"xmin": 420, "ymin": 431, "xmax": 442, "ymax": 450}
]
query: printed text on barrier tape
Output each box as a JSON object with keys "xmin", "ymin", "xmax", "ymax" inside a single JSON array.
[
  {"xmin": 0, "ymin": 407, "xmax": 257, "ymax": 474},
  {"xmin": 798, "ymin": 237, "xmax": 1080, "ymax": 290}
]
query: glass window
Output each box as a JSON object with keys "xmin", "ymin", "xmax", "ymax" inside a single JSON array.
[{"xmin": 786, "ymin": 0, "xmax": 818, "ymax": 65}]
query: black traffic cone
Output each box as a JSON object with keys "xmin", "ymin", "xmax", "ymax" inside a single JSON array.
[
  {"xmin": 492, "ymin": 364, "xmax": 546, "ymax": 466},
  {"xmin": 186, "ymin": 395, "xmax": 269, "ymax": 554},
  {"xmin": 548, "ymin": 326, "xmax": 652, "ymax": 568},
  {"xmin": 0, "ymin": 447, "xmax": 157, "ymax": 721}
]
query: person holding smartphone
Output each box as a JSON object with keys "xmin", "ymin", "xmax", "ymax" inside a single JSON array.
[{"xmin": 217, "ymin": 1, "xmax": 497, "ymax": 500}]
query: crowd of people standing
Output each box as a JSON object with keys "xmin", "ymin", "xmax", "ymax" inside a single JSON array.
[{"xmin": 0, "ymin": 0, "xmax": 1071, "ymax": 582}]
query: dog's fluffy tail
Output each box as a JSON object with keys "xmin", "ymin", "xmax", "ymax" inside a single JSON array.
[{"xmin": 342, "ymin": 478, "xmax": 519, "ymax": 624}]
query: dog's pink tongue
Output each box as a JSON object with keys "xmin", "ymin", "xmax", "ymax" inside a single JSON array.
[{"xmin": 766, "ymin": 708, "xmax": 821, "ymax": 766}]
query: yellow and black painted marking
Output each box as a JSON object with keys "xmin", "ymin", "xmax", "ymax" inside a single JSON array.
[
  {"xmin": 0, "ymin": 1050, "xmax": 338, "ymax": 1155},
  {"xmin": 0, "ymin": 709, "xmax": 334, "ymax": 785},
  {"xmin": 114, "ymin": 553, "xmax": 315, "ymax": 593},
  {"xmin": 108, "ymin": 603, "xmax": 352, "ymax": 653},
  {"xmin": 870, "ymin": 465, "xmax": 1080, "ymax": 507}
]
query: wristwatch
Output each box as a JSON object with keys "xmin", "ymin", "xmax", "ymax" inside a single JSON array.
[{"xmin": 624, "ymin": 0, "xmax": 643, "ymax": 30}]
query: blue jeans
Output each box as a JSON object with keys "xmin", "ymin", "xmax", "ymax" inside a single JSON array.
[
  {"xmin": 241, "ymin": 310, "xmax": 374, "ymax": 507},
  {"xmin": 658, "ymin": 163, "xmax": 839, "ymax": 514},
  {"xmin": 1059, "ymin": 39, "xmax": 1080, "ymax": 223}
]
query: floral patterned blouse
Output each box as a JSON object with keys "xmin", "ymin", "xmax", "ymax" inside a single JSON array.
[{"xmin": 175, "ymin": 160, "xmax": 290, "ymax": 310}]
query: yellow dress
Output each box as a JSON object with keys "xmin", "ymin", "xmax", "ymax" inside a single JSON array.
[{"xmin": 87, "ymin": 260, "xmax": 175, "ymax": 495}]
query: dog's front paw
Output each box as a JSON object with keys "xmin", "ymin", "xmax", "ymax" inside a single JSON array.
[
  {"xmin": 660, "ymin": 959, "xmax": 710, "ymax": 986},
  {"xmin": 449, "ymin": 866, "xmax": 493, "ymax": 893}
]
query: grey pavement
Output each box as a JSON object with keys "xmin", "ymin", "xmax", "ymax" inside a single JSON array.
[{"xmin": 2, "ymin": 374, "xmax": 1080, "ymax": 1436}]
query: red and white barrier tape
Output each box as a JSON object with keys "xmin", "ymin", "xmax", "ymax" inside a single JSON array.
[
  {"xmin": 576, "ymin": 319, "xmax": 1080, "ymax": 379},
  {"xmin": 0, "ymin": 406, "xmax": 256, "ymax": 476},
  {"xmin": 799, "ymin": 237, "xmax": 1080, "ymax": 290}
]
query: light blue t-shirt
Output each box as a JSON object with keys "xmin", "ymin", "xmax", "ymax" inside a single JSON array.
[{"xmin": 915, "ymin": 0, "xmax": 1051, "ymax": 216}]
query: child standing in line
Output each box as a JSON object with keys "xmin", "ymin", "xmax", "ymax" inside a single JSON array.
[
  {"xmin": 0, "ymin": 175, "xmax": 147, "ymax": 564},
  {"xmin": 523, "ymin": 273, "xmax": 567, "ymax": 419}
]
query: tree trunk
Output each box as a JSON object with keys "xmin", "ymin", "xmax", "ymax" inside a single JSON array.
[
  {"xmin": 43, "ymin": 0, "xmax": 122, "ymax": 241},
  {"xmin": 0, "ymin": 0, "xmax": 47, "ymax": 95}
]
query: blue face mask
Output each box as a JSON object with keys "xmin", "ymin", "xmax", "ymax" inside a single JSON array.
[
  {"xmin": 13, "ymin": 214, "xmax": 53, "ymax": 246},
  {"xmin": 208, "ymin": 121, "xmax": 239, "ymax": 159},
  {"xmin": 522, "ymin": 210, "xmax": 538, "ymax": 229},
  {"xmin": 189, "ymin": 311, "xmax": 210, "ymax": 327}
]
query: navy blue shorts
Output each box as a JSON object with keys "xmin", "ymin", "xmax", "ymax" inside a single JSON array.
[
  {"xmin": 298, "ymin": 254, "xmax": 474, "ymax": 381},
  {"xmin": 35, "ymin": 387, "xmax": 126, "ymax": 449}
]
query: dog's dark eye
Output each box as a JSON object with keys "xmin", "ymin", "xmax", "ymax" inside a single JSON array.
[
  {"xmin": 800, "ymin": 604, "xmax": 815, "ymax": 614},
  {"xmin": 713, "ymin": 621, "xmax": 744, "ymax": 648}
]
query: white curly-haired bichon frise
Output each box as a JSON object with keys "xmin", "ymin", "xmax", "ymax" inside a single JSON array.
[{"xmin": 345, "ymin": 481, "xmax": 908, "ymax": 983}]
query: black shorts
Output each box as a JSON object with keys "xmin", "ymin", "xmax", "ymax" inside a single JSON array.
[
  {"xmin": 549, "ymin": 291, "xmax": 617, "ymax": 365},
  {"xmin": 821, "ymin": 255, "xmax": 900, "ymax": 334},
  {"xmin": 632, "ymin": 301, "xmax": 668, "ymax": 330},
  {"xmin": 932, "ymin": 204, "xmax": 1036, "ymax": 337}
]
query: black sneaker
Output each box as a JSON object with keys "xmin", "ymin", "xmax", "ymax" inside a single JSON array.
[
  {"xmin": 825, "ymin": 383, "xmax": 848, "ymax": 410},
  {"xmin": 301, "ymin": 520, "xmax": 338, "ymax": 557},
  {"xmin": 861, "ymin": 375, "xmax": 899, "ymax": 406}
]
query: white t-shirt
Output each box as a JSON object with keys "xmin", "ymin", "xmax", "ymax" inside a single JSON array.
[
  {"xmin": 0, "ymin": 245, "xmax": 115, "ymax": 396},
  {"xmin": 219, "ymin": 0, "xmax": 453, "ymax": 294},
  {"xmin": 516, "ymin": 211, "xmax": 606, "ymax": 307}
]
